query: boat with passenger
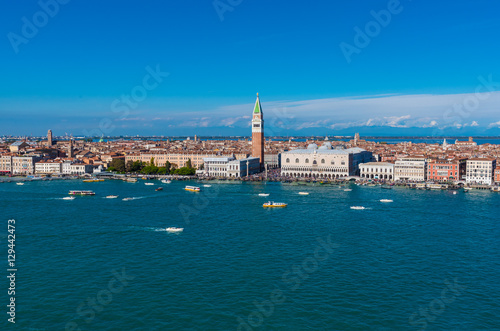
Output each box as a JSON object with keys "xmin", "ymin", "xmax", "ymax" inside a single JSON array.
[
  {"xmin": 69, "ymin": 190, "xmax": 95, "ymax": 196},
  {"xmin": 258, "ymin": 193, "xmax": 270, "ymax": 197},
  {"xmin": 350, "ymin": 206, "xmax": 366, "ymax": 210},
  {"xmin": 106, "ymin": 195, "xmax": 119, "ymax": 199},
  {"xmin": 263, "ymin": 201, "xmax": 287, "ymax": 208},
  {"xmin": 161, "ymin": 180, "xmax": 171, "ymax": 184},
  {"xmin": 380, "ymin": 199, "xmax": 393, "ymax": 203},
  {"xmin": 155, "ymin": 187, "xmax": 163, "ymax": 191},
  {"xmin": 298, "ymin": 192, "xmax": 309, "ymax": 195},
  {"xmin": 62, "ymin": 196, "xmax": 75, "ymax": 200},
  {"xmin": 185, "ymin": 186, "xmax": 201, "ymax": 192}
]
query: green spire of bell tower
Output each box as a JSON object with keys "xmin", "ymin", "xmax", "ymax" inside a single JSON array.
[{"xmin": 253, "ymin": 93, "xmax": 263, "ymax": 114}]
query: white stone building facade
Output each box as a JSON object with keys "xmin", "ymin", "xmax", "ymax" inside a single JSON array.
[
  {"xmin": 360, "ymin": 162, "xmax": 394, "ymax": 180},
  {"xmin": 35, "ymin": 161, "xmax": 63, "ymax": 174},
  {"xmin": 280, "ymin": 143, "xmax": 372, "ymax": 179},
  {"xmin": 466, "ymin": 158, "xmax": 496, "ymax": 185},
  {"xmin": 394, "ymin": 157, "xmax": 427, "ymax": 182}
]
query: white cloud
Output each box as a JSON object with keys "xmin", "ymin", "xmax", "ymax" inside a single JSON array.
[{"xmin": 487, "ymin": 120, "xmax": 500, "ymax": 128}]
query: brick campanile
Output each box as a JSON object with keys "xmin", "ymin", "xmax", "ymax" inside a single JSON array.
[{"xmin": 251, "ymin": 93, "xmax": 264, "ymax": 168}]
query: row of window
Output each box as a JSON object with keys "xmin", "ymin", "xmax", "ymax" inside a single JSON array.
[
  {"xmin": 429, "ymin": 172, "xmax": 458, "ymax": 176},
  {"xmin": 361, "ymin": 168, "xmax": 393, "ymax": 173},
  {"xmin": 282, "ymin": 167, "xmax": 348, "ymax": 173},
  {"xmin": 285, "ymin": 158, "xmax": 346, "ymax": 165}
]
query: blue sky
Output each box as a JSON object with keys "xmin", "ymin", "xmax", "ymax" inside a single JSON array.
[{"xmin": 1, "ymin": 0, "xmax": 500, "ymax": 136}]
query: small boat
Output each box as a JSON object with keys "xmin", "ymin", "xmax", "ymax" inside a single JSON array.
[
  {"xmin": 263, "ymin": 201, "xmax": 287, "ymax": 208},
  {"xmin": 381, "ymin": 185, "xmax": 392, "ymax": 190},
  {"xmin": 185, "ymin": 186, "xmax": 200, "ymax": 192},
  {"xmin": 166, "ymin": 227, "xmax": 184, "ymax": 233},
  {"xmin": 145, "ymin": 182, "xmax": 154, "ymax": 186},
  {"xmin": 155, "ymin": 187, "xmax": 163, "ymax": 191},
  {"xmin": 69, "ymin": 190, "xmax": 95, "ymax": 196},
  {"xmin": 203, "ymin": 184, "xmax": 211, "ymax": 188},
  {"xmin": 62, "ymin": 196, "xmax": 75, "ymax": 200},
  {"xmin": 350, "ymin": 206, "xmax": 365, "ymax": 210},
  {"xmin": 122, "ymin": 197, "xmax": 134, "ymax": 201},
  {"xmin": 453, "ymin": 191, "xmax": 457, "ymax": 195},
  {"xmin": 16, "ymin": 182, "xmax": 24, "ymax": 186},
  {"xmin": 380, "ymin": 199, "xmax": 393, "ymax": 203},
  {"xmin": 83, "ymin": 179, "xmax": 104, "ymax": 183},
  {"xmin": 463, "ymin": 187, "xmax": 471, "ymax": 192},
  {"xmin": 344, "ymin": 189, "xmax": 352, "ymax": 192},
  {"xmin": 428, "ymin": 184, "xmax": 443, "ymax": 190},
  {"xmin": 298, "ymin": 192, "xmax": 309, "ymax": 195},
  {"xmin": 258, "ymin": 193, "xmax": 270, "ymax": 197},
  {"xmin": 106, "ymin": 195, "xmax": 119, "ymax": 199},
  {"xmin": 161, "ymin": 180, "xmax": 171, "ymax": 184},
  {"xmin": 126, "ymin": 178, "xmax": 138, "ymax": 183}
]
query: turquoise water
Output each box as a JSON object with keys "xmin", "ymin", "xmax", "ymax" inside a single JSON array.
[{"xmin": 1, "ymin": 180, "xmax": 499, "ymax": 330}]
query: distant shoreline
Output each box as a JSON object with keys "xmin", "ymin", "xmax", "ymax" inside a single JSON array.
[{"xmin": 2, "ymin": 175, "xmax": 498, "ymax": 193}]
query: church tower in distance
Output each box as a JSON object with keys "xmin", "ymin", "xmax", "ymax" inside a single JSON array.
[
  {"xmin": 47, "ymin": 129, "xmax": 53, "ymax": 147},
  {"xmin": 251, "ymin": 93, "xmax": 264, "ymax": 168}
]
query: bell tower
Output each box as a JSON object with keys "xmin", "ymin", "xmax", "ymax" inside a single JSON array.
[{"xmin": 251, "ymin": 93, "xmax": 264, "ymax": 168}]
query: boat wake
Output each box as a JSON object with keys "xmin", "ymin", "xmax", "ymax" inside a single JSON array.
[
  {"xmin": 122, "ymin": 196, "xmax": 147, "ymax": 201},
  {"xmin": 135, "ymin": 227, "xmax": 184, "ymax": 233}
]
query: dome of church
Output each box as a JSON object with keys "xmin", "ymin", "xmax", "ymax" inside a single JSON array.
[
  {"xmin": 307, "ymin": 143, "xmax": 318, "ymax": 150},
  {"xmin": 322, "ymin": 142, "xmax": 333, "ymax": 149}
]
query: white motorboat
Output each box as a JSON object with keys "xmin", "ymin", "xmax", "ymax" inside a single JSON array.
[
  {"xmin": 380, "ymin": 199, "xmax": 393, "ymax": 203},
  {"xmin": 145, "ymin": 183, "xmax": 154, "ymax": 186},
  {"xmin": 203, "ymin": 184, "xmax": 212, "ymax": 188},
  {"xmin": 166, "ymin": 227, "xmax": 184, "ymax": 233},
  {"xmin": 62, "ymin": 196, "xmax": 75, "ymax": 200},
  {"xmin": 258, "ymin": 193, "xmax": 270, "ymax": 197},
  {"xmin": 453, "ymin": 191, "xmax": 457, "ymax": 195},
  {"xmin": 161, "ymin": 180, "xmax": 171, "ymax": 184},
  {"xmin": 106, "ymin": 195, "xmax": 119, "ymax": 199},
  {"xmin": 122, "ymin": 197, "xmax": 134, "ymax": 201},
  {"xmin": 298, "ymin": 192, "xmax": 309, "ymax": 195},
  {"xmin": 344, "ymin": 189, "xmax": 352, "ymax": 192},
  {"xmin": 350, "ymin": 206, "xmax": 366, "ymax": 210},
  {"xmin": 16, "ymin": 182, "xmax": 24, "ymax": 186}
]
